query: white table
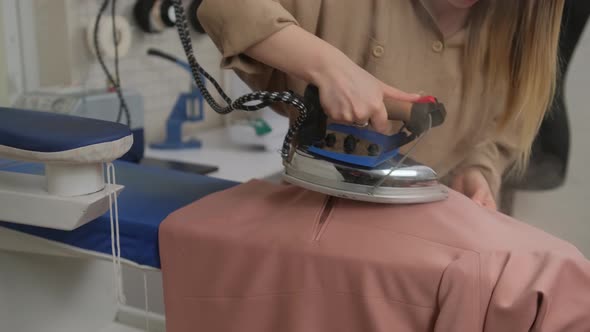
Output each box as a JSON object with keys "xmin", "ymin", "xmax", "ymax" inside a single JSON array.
[{"xmin": 144, "ymin": 127, "xmax": 284, "ymax": 183}]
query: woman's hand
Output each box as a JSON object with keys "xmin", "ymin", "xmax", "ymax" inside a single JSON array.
[
  {"xmin": 245, "ymin": 25, "xmax": 420, "ymax": 134},
  {"xmin": 312, "ymin": 54, "xmax": 421, "ymax": 134},
  {"xmin": 451, "ymin": 167, "xmax": 497, "ymax": 210}
]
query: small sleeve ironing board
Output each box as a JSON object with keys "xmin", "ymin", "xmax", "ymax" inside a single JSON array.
[
  {"xmin": 0, "ymin": 107, "xmax": 133, "ymax": 230},
  {"xmin": 0, "ymin": 107, "xmax": 133, "ymax": 163}
]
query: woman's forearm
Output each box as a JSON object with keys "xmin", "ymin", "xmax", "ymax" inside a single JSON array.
[
  {"xmin": 243, "ymin": 24, "xmax": 420, "ymax": 133},
  {"xmin": 244, "ymin": 25, "xmax": 340, "ymax": 86}
]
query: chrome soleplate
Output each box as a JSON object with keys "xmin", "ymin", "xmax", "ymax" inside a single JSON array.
[{"xmin": 283, "ymin": 150, "xmax": 449, "ymax": 204}]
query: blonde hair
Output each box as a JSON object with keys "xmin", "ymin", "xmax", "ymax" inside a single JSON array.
[{"xmin": 464, "ymin": 1, "xmax": 565, "ymax": 174}]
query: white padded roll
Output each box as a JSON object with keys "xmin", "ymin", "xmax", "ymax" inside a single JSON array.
[
  {"xmin": 0, "ymin": 135, "xmax": 133, "ymax": 164},
  {"xmin": 46, "ymin": 163, "xmax": 105, "ymax": 197}
]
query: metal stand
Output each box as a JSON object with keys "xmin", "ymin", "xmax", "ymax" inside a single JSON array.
[
  {"xmin": 150, "ymin": 86, "xmax": 204, "ymax": 150},
  {"xmin": 147, "ymin": 48, "xmax": 207, "ymax": 150}
]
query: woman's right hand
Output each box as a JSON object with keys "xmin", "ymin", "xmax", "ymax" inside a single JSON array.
[
  {"xmin": 245, "ymin": 25, "xmax": 420, "ymax": 133},
  {"xmin": 312, "ymin": 53, "xmax": 421, "ymax": 134}
]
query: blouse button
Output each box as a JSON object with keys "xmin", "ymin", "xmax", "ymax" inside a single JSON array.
[
  {"xmin": 372, "ymin": 45, "xmax": 385, "ymax": 58},
  {"xmin": 432, "ymin": 40, "xmax": 444, "ymax": 53}
]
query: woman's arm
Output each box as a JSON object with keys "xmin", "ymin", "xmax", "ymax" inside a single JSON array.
[
  {"xmin": 243, "ymin": 25, "xmax": 330, "ymax": 91},
  {"xmin": 198, "ymin": 1, "xmax": 420, "ymax": 134},
  {"xmin": 245, "ymin": 26, "xmax": 421, "ymax": 133},
  {"xmin": 452, "ymin": 131, "xmax": 519, "ymax": 210}
]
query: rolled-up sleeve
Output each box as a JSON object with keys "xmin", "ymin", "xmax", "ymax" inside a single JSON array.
[
  {"xmin": 197, "ymin": 0, "xmax": 298, "ymax": 75},
  {"xmin": 457, "ymin": 117, "xmax": 523, "ymax": 198},
  {"xmin": 460, "ymin": 140, "xmax": 516, "ymax": 199}
]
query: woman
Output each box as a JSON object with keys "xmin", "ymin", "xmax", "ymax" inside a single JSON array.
[{"xmin": 197, "ymin": 0, "xmax": 564, "ymax": 209}]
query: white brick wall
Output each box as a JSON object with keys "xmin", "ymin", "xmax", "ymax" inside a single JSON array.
[
  {"xmin": 0, "ymin": 4, "xmax": 7, "ymax": 105},
  {"xmin": 77, "ymin": 0, "xmax": 224, "ymax": 143}
]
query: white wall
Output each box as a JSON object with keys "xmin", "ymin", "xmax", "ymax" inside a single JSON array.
[
  {"xmin": 0, "ymin": 0, "xmax": 26, "ymax": 106},
  {"xmin": 511, "ymin": 23, "xmax": 590, "ymax": 257},
  {"xmin": 0, "ymin": 3, "xmax": 7, "ymax": 106},
  {"xmin": 23, "ymin": 0, "xmax": 225, "ymax": 143}
]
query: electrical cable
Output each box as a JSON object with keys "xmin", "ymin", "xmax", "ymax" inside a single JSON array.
[
  {"xmin": 111, "ymin": 0, "xmax": 125, "ymax": 124},
  {"xmin": 106, "ymin": 163, "xmax": 125, "ymax": 305},
  {"xmin": 169, "ymin": 0, "xmax": 308, "ymax": 159},
  {"xmin": 94, "ymin": 0, "xmax": 131, "ymax": 127},
  {"xmin": 370, "ymin": 115, "xmax": 433, "ymax": 193}
]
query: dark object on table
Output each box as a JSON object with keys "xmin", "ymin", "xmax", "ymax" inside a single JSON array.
[{"xmin": 141, "ymin": 157, "xmax": 218, "ymax": 175}]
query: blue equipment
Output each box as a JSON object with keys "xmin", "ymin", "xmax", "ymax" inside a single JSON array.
[
  {"xmin": 306, "ymin": 124, "xmax": 410, "ymax": 168},
  {"xmin": 147, "ymin": 48, "xmax": 206, "ymax": 149}
]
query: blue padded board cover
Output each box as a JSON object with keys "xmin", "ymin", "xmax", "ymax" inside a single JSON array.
[
  {"xmin": 0, "ymin": 159, "xmax": 238, "ymax": 268},
  {"xmin": 0, "ymin": 107, "xmax": 132, "ymax": 152}
]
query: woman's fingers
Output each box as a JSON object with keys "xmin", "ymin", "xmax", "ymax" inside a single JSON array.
[
  {"xmin": 356, "ymin": 84, "xmax": 416, "ymax": 133},
  {"xmin": 471, "ymin": 189, "xmax": 489, "ymax": 207},
  {"xmin": 369, "ymin": 103, "xmax": 391, "ymax": 134},
  {"xmin": 381, "ymin": 83, "xmax": 422, "ymax": 102},
  {"xmin": 314, "ymin": 65, "xmax": 419, "ymax": 130},
  {"xmin": 451, "ymin": 174, "xmax": 465, "ymax": 194},
  {"xmin": 380, "ymin": 83, "xmax": 421, "ymax": 124},
  {"xmin": 451, "ymin": 169, "xmax": 498, "ymax": 211},
  {"xmin": 469, "ymin": 174, "xmax": 498, "ymax": 210},
  {"xmin": 475, "ymin": 190, "xmax": 498, "ymax": 210}
]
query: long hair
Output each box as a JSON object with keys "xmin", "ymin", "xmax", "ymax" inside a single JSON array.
[{"xmin": 464, "ymin": 1, "xmax": 565, "ymax": 174}]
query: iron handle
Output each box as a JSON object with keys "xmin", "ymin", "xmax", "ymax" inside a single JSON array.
[
  {"xmin": 385, "ymin": 96, "xmax": 446, "ymax": 133},
  {"xmin": 298, "ymin": 84, "xmax": 447, "ymax": 148}
]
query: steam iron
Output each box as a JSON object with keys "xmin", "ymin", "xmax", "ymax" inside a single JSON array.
[
  {"xmin": 169, "ymin": 0, "xmax": 448, "ymax": 204},
  {"xmin": 282, "ymin": 85, "xmax": 449, "ymax": 204}
]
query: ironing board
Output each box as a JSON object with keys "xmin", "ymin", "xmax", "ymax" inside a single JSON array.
[
  {"xmin": 0, "ymin": 159, "xmax": 238, "ymax": 268},
  {"xmin": 159, "ymin": 179, "xmax": 590, "ymax": 332}
]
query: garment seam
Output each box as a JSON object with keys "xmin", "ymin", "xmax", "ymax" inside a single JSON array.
[
  {"xmin": 181, "ymin": 289, "xmax": 435, "ymax": 309},
  {"xmin": 476, "ymin": 252, "xmax": 482, "ymax": 330},
  {"xmin": 314, "ymin": 197, "xmax": 336, "ymax": 241},
  {"xmin": 351, "ymin": 222, "xmax": 481, "ymax": 255},
  {"xmin": 478, "ymin": 252, "xmax": 484, "ymax": 330},
  {"xmin": 310, "ymin": 195, "xmax": 330, "ymax": 241}
]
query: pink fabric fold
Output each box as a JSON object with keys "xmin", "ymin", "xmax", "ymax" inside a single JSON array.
[{"xmin": 159, "ymin": 180, "xmax": 590, "ymax": 332}]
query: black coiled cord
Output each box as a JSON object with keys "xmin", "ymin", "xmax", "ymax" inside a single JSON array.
[
  {"xmin": 170, "ymin": 0, "xmax": 308, "ymax": 159},
  {"xmin": 94, "ymin": 0, "xmax": 131, "ymax": 127}
]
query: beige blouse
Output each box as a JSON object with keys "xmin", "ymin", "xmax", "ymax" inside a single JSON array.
[{"xmin": 197, "ymin": 0, "xmax": 522, "ymax": 197}]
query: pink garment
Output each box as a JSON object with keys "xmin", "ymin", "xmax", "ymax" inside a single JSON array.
[{"xmin": 159, "ymin": 180, "xmax": 590, "ymax": 332}]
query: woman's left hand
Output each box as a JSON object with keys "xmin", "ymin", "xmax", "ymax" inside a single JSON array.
[{"xmin": 451, "ymin": 167, "xmax": 497, "ymax": 210}]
